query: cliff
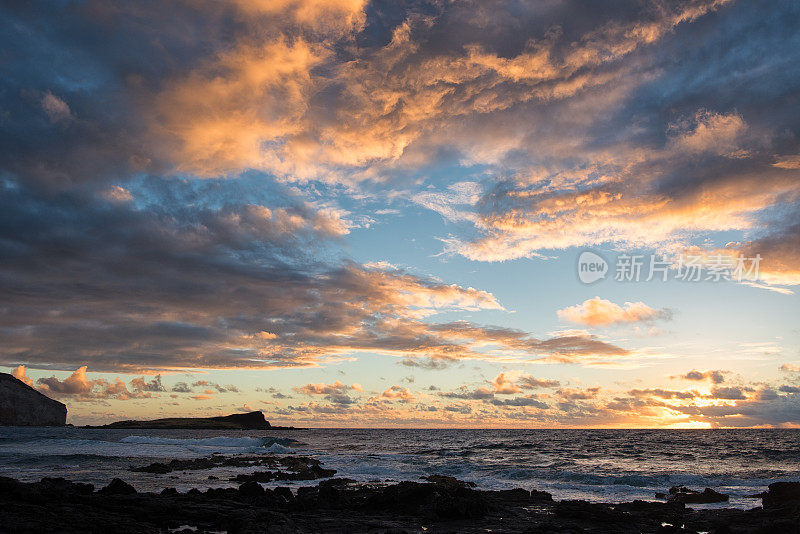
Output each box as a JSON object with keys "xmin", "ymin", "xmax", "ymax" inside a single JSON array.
[
  {"xmin": 89, "ymin": 411, "xmax": 271, "ymax": 430},
  {"xmin": 0, "ymin": 373, "xmax": 67, "ymax": 426}
]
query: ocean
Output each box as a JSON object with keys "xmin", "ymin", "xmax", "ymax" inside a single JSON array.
[{"xmin": 1, "ymin": 427, "xmax": 797, "ymax": 508}]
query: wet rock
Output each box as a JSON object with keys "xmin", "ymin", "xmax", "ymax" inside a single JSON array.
[
  {"xmin": 308, "ymin": 464, "xmax": 337, "ymax": 479},
  {"xmin": 489, "ymin": 487, "xmax": 553, "ymax": 503},
  {"xmin": 531, "ymin": 488, "xmax": 555, "ymax": 502},
  {"xmin": 421, "ymin": 474, "xmax": 476, "ymax": 488},
  {"xmin": 131, "ymin": 454, "xmax": 333, "ymax": 476},
  {"xmin": 232, "ymin": 463, "xmax": 337, "ymax": 484},
  {"xmin": 668, "ymin": 487, "xmax": 728, "ymax": 504},
  {"xmin": 493, "ymin": 487, "xmax": 531, "ymax": 502},
  {"xmin": 133, "ymin": 462, "xmax": 171, "ymax": 474},
  {"xmin": 98, "ymin": 478, "xmax": 136, "ymax": 495},
  {"xmin": 233, "ymin": 471, "xmax": 276, "ymax": 483},
  {"xmin": 761, "ymin": 481, "xmax": 800, "ymax": 510},
  {"xmin": 319, "ymin": 478, "xmax": 356, "ymax": 487}
]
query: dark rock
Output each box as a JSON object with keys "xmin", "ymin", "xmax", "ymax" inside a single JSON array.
[
  {"xmin": 0, "ymin": 372, "xmax": 67, "ymax": 426},
  {"xmin": 133, "ymin": 454, "xmax": 332, "ymax": 478},
  {"xmin": 38, "ymin": 477, "xmax": 94, "ymax": 495},
  {"xmin": 364, "ymin": 481, "xmax": 488, "ymax": 519},
  {"xmin": 318, "ymin": 483, "xmax": 341, "ymax": 507},
  {"xmin": 761, "ymin": 481, "xmax": 800, "ymax": 509},
  {"xmin": 273, "ymin": 486, "xmax": 294, "ymax": 502},
  {"xmin": 1, "ymin": 475, "xmax": 800, "ymax": 533},
  {"xmin": 308, "ymin": 464, "xmax": 337, "ymax": 479},
  {"xmin": 554, "ymin": 500, "xmax": 622, "ymax": 523},
  {"xmin": 238, "ymin": 481, "xmax": 265, "ymax": 498},
  {"xmin": 233, "ymin": 471, "xmax": 275, "ymax": 483},
  {"xmin": 0, "ymin": 476, "xmax": 22, "ymax": 495},
  {"xmin": 205, "ymin": 487, "xmax": 238, "ymax": 499},
  {"xmin": 319, "ymin": 478, "xmax": 356, "ymax": 487},
  {"xmin": 617, "ymin": 500, "xmax": 684, "ymax": 514},
  {"xmin": 134, "ymin": 462, "xmax": 172, "ymax": 474},
  {"xmin": 668, "ymin": 487, "xmax": 728, "ymax": 504},
  {"xmin": 493, "ymin": 487, "xmax": 531, "ymax": 502},
  {"xmin": 98, "ymin": 478, "xmax": 136, "ymax": 495},
  {"xmin": 531, "ymin": 488, "xmax": 555, "ymax": 502},
  {"xmin": 296, "ymin": 486, "xmax": 318, "ymax": 500},
  {"xmin": 489, "ymin": 487, "xmax": 553, "ymax": 503},
  {"xmin": 421, "ymin": 475, "xmax": 476, "ymax": 488},
  {"xmin": 232, "ymin": 459, "xmax": 336, "ymax": 484}
]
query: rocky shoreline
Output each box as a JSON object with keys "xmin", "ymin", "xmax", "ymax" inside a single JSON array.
[{"xmin": 1, "ymin": 454, "xmax": 798, "ymax": 533}]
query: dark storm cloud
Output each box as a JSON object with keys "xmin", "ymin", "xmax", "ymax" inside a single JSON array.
[
  {"xmin": 0, "ymin": 181, "xmax": 616, "ymax": 372},
  {"xmin": 429, "ymin": 0, "xmax": 800, "ymax": 278}
]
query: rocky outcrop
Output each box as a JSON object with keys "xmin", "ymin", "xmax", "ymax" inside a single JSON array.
[{"xmin": 0, "ymin": 373, "xmax": 66, "ymax": 426}]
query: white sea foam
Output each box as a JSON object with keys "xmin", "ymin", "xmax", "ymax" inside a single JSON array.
[{"xmin": 264, "ymin": 443, "xmax": 295, "ymax": 454}]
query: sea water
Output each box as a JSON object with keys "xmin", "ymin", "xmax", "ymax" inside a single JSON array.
[{"xmin": 0, "ymin": 427, "xmax": 797, "ymax": 508}]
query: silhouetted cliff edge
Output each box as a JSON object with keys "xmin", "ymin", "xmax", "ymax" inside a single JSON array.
[{"xmin": 0, "ymin": 373, "xmax": 67, "ymax": 426}]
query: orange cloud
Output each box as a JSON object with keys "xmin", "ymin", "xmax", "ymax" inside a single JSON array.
[
  {"xmin": 491, "ymin": 373, "xmax": 521, "ymax": 394},
  {"xmin": 149, "ymin": 0, "xmax": 731, "ymax": 184},
  {"xmin": 379, "ymin": 385, "xmax": 415, "ymax": 403},
  {"xmin": 35, "ymin": 367, "xmax": 154, "ymax": 401},
  {"xmin": 12, "ymin": 365, "xmax": 33, "ymax": 386},
  {"xmin": 557, "ymin": 297, "xmax": 669, "ymax": 326}
]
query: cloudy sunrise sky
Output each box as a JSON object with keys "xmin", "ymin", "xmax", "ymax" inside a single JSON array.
[{"xmin": 1, "ymin": 0, "xmax": 799, "ymax": 427}]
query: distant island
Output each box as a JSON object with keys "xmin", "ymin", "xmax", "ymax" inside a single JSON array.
[{"xmin": 84, "ymin": 410, "xmax": 301, "ymax": 430}]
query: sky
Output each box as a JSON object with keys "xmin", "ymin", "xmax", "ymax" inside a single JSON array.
[{"xmin": 1, "ymin": 0, "xmax": 799, "ymax": 427}]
